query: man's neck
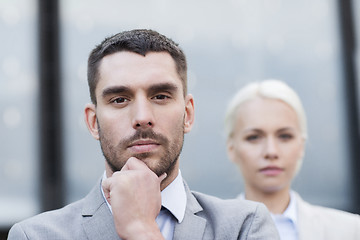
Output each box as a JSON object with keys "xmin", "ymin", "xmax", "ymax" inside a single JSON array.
[{"xmin": 160, "ymin": 161, "xmax": 180, "ymax": 191}]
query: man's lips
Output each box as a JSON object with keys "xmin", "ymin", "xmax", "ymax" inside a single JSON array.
[
  {"xmin": 259, "ymin": 166, "xmax": 284, "ymax": 176},
  {"xmin": 128, "ymin": 139, "xmax": 160, "ymax": 153}
]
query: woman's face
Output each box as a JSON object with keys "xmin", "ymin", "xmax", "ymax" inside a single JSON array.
[{"xmin": 227, "ymin": 97, "xmax": 305, "ymax": 194}]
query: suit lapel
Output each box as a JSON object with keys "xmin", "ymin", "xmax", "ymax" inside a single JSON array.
[
  {"xmin": 173, "ymin": 182, "xmax": 206, "ymax": 240},
  {"xmin": 80, "ymin": 179, "xmax": 208, "ymax": 240},
  {"xmin": 81, "ymin": 179, "xmax": 120, "ymax": 240},
  {"xmin": 296, "ymin": 192, "xmax": 324, "ymax": 240}
]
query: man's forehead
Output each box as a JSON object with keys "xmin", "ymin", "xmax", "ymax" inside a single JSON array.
[
  {"xmin": 96, "ymin": 51, "xmax": 183, "ymax": 93},
  {"xmin": 100, "ymin": 50, "xmax": 175, "ymax": 67}
]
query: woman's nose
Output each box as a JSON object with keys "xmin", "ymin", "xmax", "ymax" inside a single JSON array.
[{"xmin": 264, "ymin": 137, "xmax": 279, "ymax": 160}]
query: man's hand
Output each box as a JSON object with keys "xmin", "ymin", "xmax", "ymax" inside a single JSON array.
[{"xmin": 102, "ymin": 157, "xmax": 166, "ymax": 240}]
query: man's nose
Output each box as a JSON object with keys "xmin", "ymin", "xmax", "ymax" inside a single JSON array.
[
  {"xmin": 132, "ymin": 99, "xmax": 155, "ymax": 129},
  {"xmin": 264, "ymin": 137, "xmax": 279, "ymax": 160}
]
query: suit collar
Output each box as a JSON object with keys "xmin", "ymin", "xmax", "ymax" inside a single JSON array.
[
  {"xmin": 81, "ymin": 179, "xmax": 120, "ymax": 240},
  {"xmin": 79, "ymin": 178, "xmax": 207, "ymax": 240},
  {"xmin": 173, "ymin": 181, "xmax": 206, "ymax": 240},
  {"xmin": 161, "ymin": 170, "xmax": 186, "ymax": 223},
  {"xmin": 295, "ymin": 191, "xmax": 324, "ymax": 240}
]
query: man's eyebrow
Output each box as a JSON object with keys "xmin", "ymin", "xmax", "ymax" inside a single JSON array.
[
  {"xmin": 101, "ymin": 83, "xmax": 179, "ymax": 99},
  {"xmin": 102, "ymin": 86, "xmax": 131, "ymax": 98},
  {"xmin": 148, "ymin": 83, "xmax": 178, "ymax": 94}
]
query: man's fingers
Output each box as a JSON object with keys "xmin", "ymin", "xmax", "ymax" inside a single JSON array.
[
  {"xmin": 159, "ymin": 173, "xmax": 167, "ymax": 183},
  {"xmin": 121, "ymin": 157, "xmax": 149, "ymax": 171},
  {"xmin": 123, "ymin": 158, "xmax": 168, "ymax": 184},
  {"xmin": 101, "ymin": 178, "xmax": 111, "ymax": 204},
  {"xmin": 104, "ymin": 157, "xmax": 164, "ymax": 205}
]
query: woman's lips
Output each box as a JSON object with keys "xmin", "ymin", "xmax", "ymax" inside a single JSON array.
[{"xmin": 259, "ymin": 166, "xmax": 284, "ymax": 176}]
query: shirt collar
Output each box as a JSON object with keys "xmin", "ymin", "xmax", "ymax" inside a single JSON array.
[
  {"xmin": 101, "ymin": 171, "xmax": 112, "ymax": 213},
  {"xmin": 160, "ymin": 170, "xmax": 186, "ymax": 223},
  {"xmin": 101, "ymin": 170, "xmax": 186, "ymax": 223},
  {"xmin": 238, "ymin": 191, "xmax": 298, "ymax": 226},
  {"xmin": 282, "ymin": 191, "xmax": 298, "ymax": 226},
  {"xmin": 270, "ymin": 190, "xmax": 298, "ymax": 226}
]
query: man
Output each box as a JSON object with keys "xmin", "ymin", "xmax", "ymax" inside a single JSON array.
[{"xmin": 8, "ymin": 29, "xmax": 279, "ymax": 239}]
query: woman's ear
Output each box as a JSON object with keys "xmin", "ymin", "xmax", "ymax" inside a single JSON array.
[
  {"xmin": 84, "ymin": 103, "xmax": 99, "ymax": 140},
  {"xmin": 184, "ymin": 94, "xmax": 195, "ymax": 133},
  {"xmin": 295, "ymin": 137, "xmax": 306, "ymax": 174},
  {"xmin": 226, "ymin": 138, "xmax": 236, "ymax": 164}
]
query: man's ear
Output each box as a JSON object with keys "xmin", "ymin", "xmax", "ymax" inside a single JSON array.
[
  {"xmin": 184, "ymin": 94, "xmax": 195, "ymax": 133},
  {"xmin": 84, "ymin": 103, "xmax": 99, "ymax": 140}
]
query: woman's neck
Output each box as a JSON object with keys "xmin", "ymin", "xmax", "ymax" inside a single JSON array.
[{"xmin": 245, "ymin": 187, "xmax": 291, "ymax": 214}]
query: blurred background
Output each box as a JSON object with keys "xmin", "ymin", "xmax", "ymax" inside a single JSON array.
[{"xmin": 1, "ymin": 0, "xmax": 360, "ymax": 237}]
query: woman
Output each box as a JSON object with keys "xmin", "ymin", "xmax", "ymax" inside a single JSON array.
[{"xmin": 224, "ymin": 79, "xmax": 360, "ymax": 240}]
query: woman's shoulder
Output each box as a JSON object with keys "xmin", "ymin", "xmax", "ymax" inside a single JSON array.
[
  {"xmin": 295, "ymin": 192, "xmax": 360, "ymax": 239},
  {"xmin": 295, "ymin": 191, "xmax": 360, "ymax": 225}
]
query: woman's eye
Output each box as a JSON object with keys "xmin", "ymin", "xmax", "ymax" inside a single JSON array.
[
  {"xmin": 279, "ymin": 134, "xmax": 293, "ymax": 140},
  {"xmin": 246, "ymin": 135, "xmax": 260, "ymax": 141}
]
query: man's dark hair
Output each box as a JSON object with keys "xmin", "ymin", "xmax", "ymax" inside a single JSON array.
[{"xmin": 87, "ymin": 29, "xmax": 187, "ymax": 104}]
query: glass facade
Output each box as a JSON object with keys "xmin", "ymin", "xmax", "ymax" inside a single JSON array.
[
  {"xmin": 61, "ymin": 0, "xmax": 354, "ymax": 210},
  {"xmin": 0, "ymin": 0, "xmax": 39, "ymax": 226}
]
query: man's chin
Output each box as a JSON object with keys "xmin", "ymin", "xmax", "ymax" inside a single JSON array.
[
  {"xmin": 141, "ymin": 159, "xmax": 165, "ymax": 177},
  {"xmin": 133, "ymin": 152, "xmax": 152, "ymax": 160}
]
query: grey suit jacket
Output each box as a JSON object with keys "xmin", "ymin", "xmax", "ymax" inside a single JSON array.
[{"xmin": 8, "ymin": 179, "xmax": 279, "ymax": 239}]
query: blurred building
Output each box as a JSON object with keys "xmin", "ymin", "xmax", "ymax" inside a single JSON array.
[{"xmin": 1, "ymin": 0, "xmax": 360, "ymax": 237}]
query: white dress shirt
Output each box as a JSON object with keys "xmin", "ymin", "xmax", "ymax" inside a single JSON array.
[
  {"xmin": 271, "ymin": 191, "xmax": 298, "ymax": 240},
  {"xmin": 101, "ymin": 170, "xmax": 186, "ymax": 240}
]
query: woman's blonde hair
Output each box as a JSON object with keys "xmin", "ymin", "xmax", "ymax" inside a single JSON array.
[{"xmin": 224, "ymin": 79, "xmax": 307, "ymax": 140}]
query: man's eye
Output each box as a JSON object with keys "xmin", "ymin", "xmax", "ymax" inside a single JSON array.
[
  {"xmin": 112, "ymin": 97, "xmax": 128, "ymax": 103},
  {"xmin": 153, "ymin": 94, "xmax": 169, "ymax": 100}
]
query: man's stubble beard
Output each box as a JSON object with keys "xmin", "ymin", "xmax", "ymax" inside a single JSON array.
[{"xmin": 97, "ymin": 119, "xmax": 185, "ymax": 177}]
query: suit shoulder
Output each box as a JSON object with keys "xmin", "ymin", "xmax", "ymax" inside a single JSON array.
[
  {"xmin": 190, "ymin": 191, "xmax": 279, "ymax": 239},
  {"xmin": 24, "ymin": 198, "xmax": 84, "ymax": 223},
  {"xmin": 304, "ymin": 202, "xmax": 360, "ymax": 223},
  {"xmin": 191, "ymin": 190, "xmax": 264, "ymax": 215},
  {"xmin": 190, "ymin": 191, "xmax": 273, "ymax": 225},
  {"xmin": 8, "ymin": 198, "xmax": 86, "ymax": 239},
  {"xmin": 298, "ymin": 200, "xmax": 360, "ymax": 239}
]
